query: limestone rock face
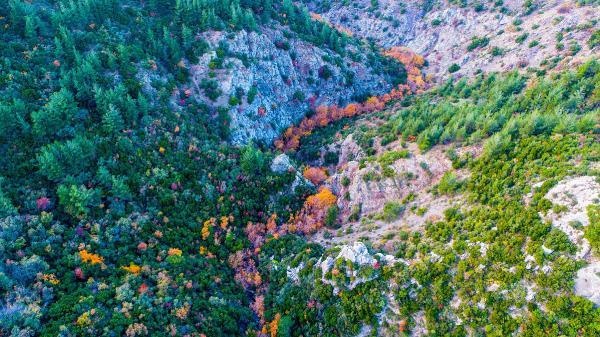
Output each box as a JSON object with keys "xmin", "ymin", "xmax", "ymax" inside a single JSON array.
[
  {"xmin": 318, "ymin": 242, "xmax": 401, "ymax": 293},
  {"xmin": 575, "ymin": 262, "xmax": 600, "ymax": 305},
  {"xmin": 306, "ymin": 0, "xmax": 598, "ymax": 82},
  {"xmin": 337, "ymin": 241, "xmax": 376, "ymax": 266},
  {"xmin": 270, "ymin": 154, "xmax": 293, "ymax": 174},
  {"xmin": 187, "ymin": 27, "xmax": 396, "ymax": 144},
  {"xmin": 541, "ymin": 176, "xmax": 600, "ymax": 304},
  {"xmin": 543, "ymin": 176, "xmax": 600, "ymax": 259}
]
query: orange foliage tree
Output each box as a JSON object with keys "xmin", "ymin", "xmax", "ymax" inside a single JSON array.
[
  {"xmin": 79, "ymin": 250, "xmax": 104, "ymax": 265},
  {"xmin": 303, "ymin": 166, "xmax": 328, "ymax": 185},
  {"xmin": 269, "ymin": 313, "xmax": 282, "ymax": 337},
  {"xmin": 121, "ymin": 262, "xmax": 141, "ymax": 274},
  {"xmin": 228, "ymin": 249, "xmax": 262, "ymax": 290},
  {"xmin": 288, "ymin": 187, "xmax": 337, "ymax": 234},
  {"xmin": 383, "ymin": 47, "xmax": 427, "ymax": 92}
]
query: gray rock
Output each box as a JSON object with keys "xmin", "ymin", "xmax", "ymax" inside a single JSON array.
[
  {"xmin": 271, "ymin": 154, "xmax": 293, "ymax": 173},
  {"xmin": 187, "ymin": 25, "xmax": 394, "ymax": 144}
]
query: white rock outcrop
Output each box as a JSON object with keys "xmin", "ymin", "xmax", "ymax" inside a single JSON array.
[
  {"xmin": 542, "ymin": 176, "xmax": 600, "ymax": 304},
  {"xmin": 543, "ymin": 176, "xmax": 599, "ymax": 259}
]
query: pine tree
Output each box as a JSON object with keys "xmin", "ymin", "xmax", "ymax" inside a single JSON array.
[
  {"xmin": 0, "ymin": 99, "xmax": 29, "ymax": 143},
  {"xmin": 181, "ymin": 24, "xmax": 194, "ymax": 49},
  {"xmin": 282, "ymin": 0, "xmax": 295, "ymax": 23},
  {"xmin": 37, "ymin": 136, "xmax": 96, "ymax": 182},
  {"xmin": 31, "ymin": 89, "xmax": 79, "ymax": 139},
  {"xmin": 0, "ymin": 182, "xmax": 16, "ymax": 218},
  {"xmin": 102, "ymin": 104, "xmax": 124, "ymax": 135},
  {"xmin": 24, "ymin": 15, "xmax": 37, "ymax": 38}
]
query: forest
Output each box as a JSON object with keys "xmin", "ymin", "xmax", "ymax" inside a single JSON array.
[{"xmin": 0, "ymin": 0, "xmax": 599, "ymax": 336}]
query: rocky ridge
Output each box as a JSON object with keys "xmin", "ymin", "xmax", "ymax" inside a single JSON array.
[
  {"xmin": 306, "ymin": 0, "xmax": 599, "ymax": 82},
  {"xmin": 184, "ymin": 27, "xmax": 401, "ymax": 144}
]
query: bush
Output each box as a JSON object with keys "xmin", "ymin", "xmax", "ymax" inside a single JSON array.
[
  {"xmin": 467, "ymin": 36, "xmax": 490, "ymax": 51},
  {"xmin": 200, "ymin": 79, "xmax": 222, "ymax": 101},
  {"xmin": 382, "ymin": 201, "xmax": 405, "ymax": 222},
  {"xmin": 319, "ymin": 65, "xmax": 333, "ymax": 80},
  {"xmin": 589, "ymin": 30, "xmax": 600, "ymax": 48},
  {"xmin": 293, "ymin": 90, "xmax": 306, "ymax": 101},
  {"xmin": 378, "ymin": 150, "xmax": 409, "ymax": 166},
  {"xmin": 247, "ymin": 85, "xmax": 258, "ymax": 104},
  {"xmin": 435, "ymin": 172, "xmax": 464, "ymax": 195},
  {"xmin": 325, "ymin": 206, "xmax": 339, "ymax": 228},
  {"xmin": 516, "ymin": 33, "xmax": 529, "ymax": 44},
  {"xmin": 448, "ymin": 63, "xmax": 461, "ymax": 73},
  {"xmin": 491, "ymin": 46, "xmax": 505, "ymax": 56},
  {"xmin": 585, "ymin": 205, "xmax": 600, "ymax": 251}
]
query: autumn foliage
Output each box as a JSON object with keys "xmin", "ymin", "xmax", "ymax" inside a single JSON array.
[
  {"xmin": 228, "ymin": 249, "xmax": 262, "ymax": 290},
  {"xmin": 383, "ymin": 47, "xmax": 427, "ymax": 92},
  {"xmin": 269, "ymin": 313, "xmax": 282, "ymax": 337},
  {"xmin": 274, "ymin": 48, "xmax": 428, "ymax": 151},
  {"xmin": 79, "ymin": 249, "xmax": 104, "ymax": 265},
  {"xmin": 288, "ymin": 187, "xmax": 337, "ymax": 234},
  {"xmin": 121, "ymin": 262, "xmax": 142, "ymax": 275},
  {"xmin": 303, "ymin": 166, "xmax": 328, "ymax": 185}
]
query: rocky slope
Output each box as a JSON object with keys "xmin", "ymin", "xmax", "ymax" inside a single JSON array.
[
  {"xmin": 312, "ymin": 137, "xmax": 480, "ymax": 249},
  {"xmin": 183, "ymin": 26, "xmax": 404, "ymax": 144},
  {"xmin": 543, "ymin": 176, "xmax": 600, "ymax": 305},
  {"xmin": 305, "ymin": 0, "xmax": 599, "ymax": 82}
]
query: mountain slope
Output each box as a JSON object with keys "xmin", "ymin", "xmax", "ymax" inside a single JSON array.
[
  {"xmin": 0, "ymin": 0, "xmax": 599, "ymax": 337},
  {"xmin": 304, "ymin": 0, "xmax": 599, "ymax": 82}
]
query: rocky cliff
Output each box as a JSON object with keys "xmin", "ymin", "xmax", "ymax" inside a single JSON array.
[
  {"xmin": 305, "ymin": 0, "xmax": 598, "ymax": 82},
  {"xmin": 183, "ymin": 25, "xmax": 404, "ymax": 144}
]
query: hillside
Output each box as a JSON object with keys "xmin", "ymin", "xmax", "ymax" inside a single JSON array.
[
  {"xmin": 304, "ymin": 0, "xmax": 599, "ymax": 82},
  {"xmin": 293, "ymin": 64, "xmax": 599, "ymax": 334},
  {"xmin": 0, "ymin": 0, "xmax": 599, "ymax": 337}
]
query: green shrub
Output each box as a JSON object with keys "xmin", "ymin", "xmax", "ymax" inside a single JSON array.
[
  {"xmin": 200, "ymin": 79, "xmax": 222, "ymax": 101},
  {"xmin": 491, "ymin": 46, "xmax": 505, "ymax": 56},
  {"xmin": 382, "ymin": 201, "xmax": 405, "ymax": 222},
  {"xmin": 448, "ymin": 63, "xmax": 461, "ymax": 73},
  {"xmin": 467, "ymin": 36, "xmax": 490, "ymax": 51},
  {"xmin": 247, "ymin": 85, "xmax": 258, "ymax": 104},
  {"xmin": 325, "ymin": 206, "xmax": 340, "ymax": 228},
  {"xmin": 378, "ymin": 150, "xmax": 409, "ymax": 166},
  {"xmin": 516, "ymin": 33, "xmax": 529, "ymax": 44},
  {"xmin": 435, "ymin": 172, "xmax": 464, "ymax": 195},
  {"xmin": 589, "ymin": 30, "xmax": 600, "ymax": 48},
  {"xmin": 585, "ymin": 205, "xmax": 600, "ymax": 252}
]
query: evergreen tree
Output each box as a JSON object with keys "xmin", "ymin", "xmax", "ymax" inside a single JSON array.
[
  {"xmin": 37, "ymin": 136, "xmax": 97, "ymax": 182},
  {"xmin": 0, "ymin": 99, "xmax": 29, "ymax": 143},
  {"xmin": 57, "ymin": 184, "xmax": 99, "ymax": 217},
  {"xmin": 102, "ymin": 104, "xmax": 125, "ymax": 135},
  {"xmin": 31, "ymin": 89, "xmax": 79, "ymax": 139},
  {"xmin": 24, "ymin": 15, "xmax": 37, "ymax": 38},
  {"xmin": 0, "ymin": 180, "xmax": 16, "ymax": 217}
]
